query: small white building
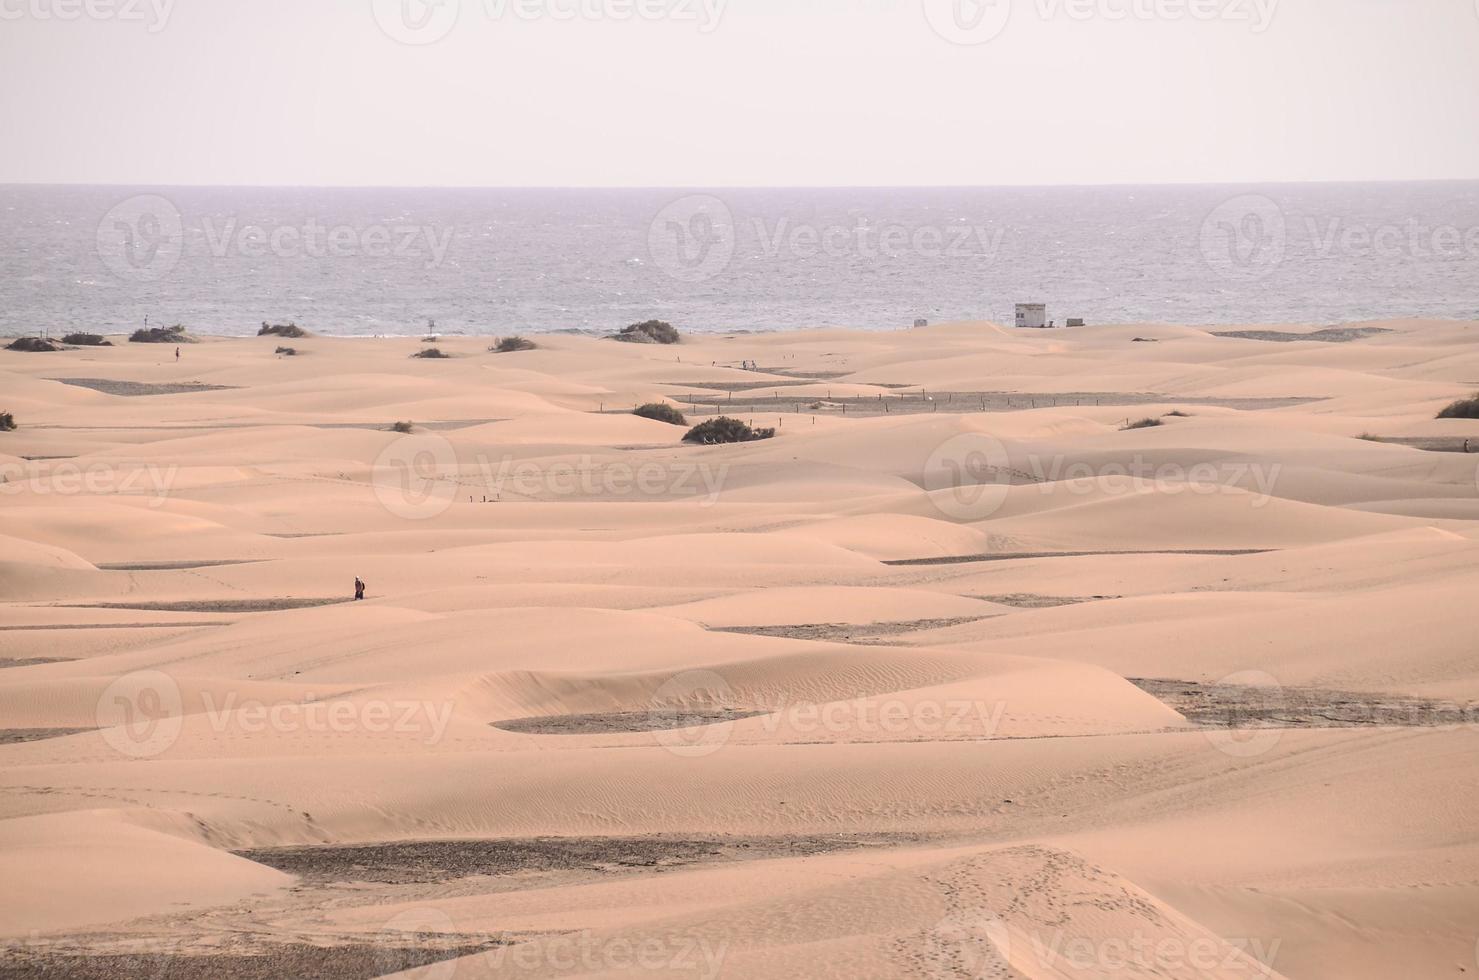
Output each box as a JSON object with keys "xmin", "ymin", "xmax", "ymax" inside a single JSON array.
[{"xmin": 1015, "ymin": 303, "xmax": 1047, "ymax": 329}]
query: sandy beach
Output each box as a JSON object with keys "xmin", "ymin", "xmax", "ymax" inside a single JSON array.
[{"xmin": 3, "ymin": 318, "xmax": 1478, "ymax": 979}]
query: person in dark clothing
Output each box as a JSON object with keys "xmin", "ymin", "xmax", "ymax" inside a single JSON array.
[{"xmin": 354, "ymin": 577, "xmax": 365, "ymax": 600}]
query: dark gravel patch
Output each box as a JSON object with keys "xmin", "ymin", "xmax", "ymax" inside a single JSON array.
[
  {"xmin": 884, "ymin": 549, "xmax": 1270, "ymax": 566},
  {"xmin": 1131, "ymin": 678, "xmax": 1479, "ymax": 728},
  {"xmin": 1211, "ymin": 327, "xmax": 1392, "ymax": 343},
  {"xmin": 493, "ymin": 707, "xmax": 768, "ymax": 735},
  {"xmin": 709, "ymin": 616, "xmax": 991, "ymax": 642},
  {"xmin": 0, "ymin": 728, "xmax": 95, "ymax": 744},
  {"xmin": 236, "ymin": 833, "xmax": 921, "ymax": 885},
  {"xmin": 63, "ymin": 598, "xmax": 352, "ymax": 613},
  {"xmin": 53, "ymin": 378, "xmax": 238, "ymax": 397}
]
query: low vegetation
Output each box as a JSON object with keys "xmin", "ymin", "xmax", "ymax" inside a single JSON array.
[
  {"xmin": 1163, "ymin": 410, "xmax": 1190, "ymax": 417},
  {"xmin": 1436, "ymin": 395, "xmax": 1479, "ymax": 420},
  {"xmin": 1122, "ymin": 417, "xmax": 1164, "ymax": 430},
  {"xmin": 491, "ymin": 336, "xmax": 537, "ymax": 353},
  {"xmin": 682, "ymin": 416, "xmax": 775, "ymax": 444},
  {"xmin": 412, "ymin": 347, "xmax": 448, "ymax": 359},
  {"xmin": 391, "ymin": 420, "xmax": 414, "ymax": 433},
  {"xmin": 275, "ymin": 346, "xmax": 298, "ymax": 356},
  {"xmin": 258, "ymin": 322, "xmax": 307, "ymax": 338},
  {"xmin": 5, "ymin": 337, "xmax": 61, "ymax": 352},
  {"xmin": 62, "ymin": 333, "xmax": 111, "ymax": 346},
  {"xmin": 130, "ymin": 324, "xmax": 193, "ymax": 344},
  {"xmin": 615, "ymin": 320, "xmax": 680, "ymax": 345},
  {"xmin": 0, "ymin": 412, "xmax": 14, "ymax": 432},
  {"xmin": 634, "ymin": 402, "xmax": 687, "ymax": 426}
]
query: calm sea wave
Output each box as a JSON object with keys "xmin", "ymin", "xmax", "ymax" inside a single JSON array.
[{"xmin": 2, "ymin": 183, "xmax": 1476, "ymax": 336}]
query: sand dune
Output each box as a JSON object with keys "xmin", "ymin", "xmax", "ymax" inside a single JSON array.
[{"xmin": 3, "ymin": 319, "xmax": 1477, "ymax": 979}]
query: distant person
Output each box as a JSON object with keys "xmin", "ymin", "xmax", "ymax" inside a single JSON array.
[
  {"xmin": 174, "ymin": 346, "xmax": 180, "ymax": 361},
  {"xmin": 354, "ymin": 577, "xmax": 365, "ymax": 601}
]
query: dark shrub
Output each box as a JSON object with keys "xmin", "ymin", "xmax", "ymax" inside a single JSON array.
[
  {"xmin": 1436, "ymin": 396, "xmax": 1479, "ymax": 420},
  {"xmin": 683, "ymin": 416, "xmax": 775, "ymax": 444},
  {"xmin": 0, "ymin": 412, "xmax": 14, "ymax": 431},
  {"xmin": 259, "ymin": 322, "xmax": 307, "ymax": 338},
  {"xmin": 130, "ymin": 324, "xmax": 192, "ymax": 344},
  {"xmin": 616, "ymin": 320, "xmax": 680, "ymax": 345},
  {"xmin": 275, "ymin": 346, "xmax": 298, "ymax": 356},
  {"xmin": 391, "ymin": 420, "xmax": 414, "ymax": 433},
  {"xmin": 413, "ymin": 348, "xmax": 448, "ymax": 359},
  {"xmin": 6, "ymin": 337, "xmax": 61, "ymax": 352},
  {"xmin": 1122, "ymin": 417, "xmax": 1164, "ymax": 430},
  {"xmin": 634, "ymin": 402, "xmax": 687, "ymax": 426},
  {"xmin": 491, "ymin": 336, "xmax": 537, "ymax": 353},
  {"xmin": 63, "ymin": 333, "xmax": 111, "ymax": 346}
]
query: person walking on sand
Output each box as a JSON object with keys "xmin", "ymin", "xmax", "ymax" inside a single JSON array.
[
  {"xmin": 174, "ymin": 346, "xmax": 180, "ymax": 361},
  {"xmin": 354, "ymin": 577, "xmax": 365, "ymax": 601}
]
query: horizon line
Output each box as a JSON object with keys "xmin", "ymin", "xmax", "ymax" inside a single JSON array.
[{"xmin": 3, "ymin": 177, "xmax": 1478, "ymax": 191}]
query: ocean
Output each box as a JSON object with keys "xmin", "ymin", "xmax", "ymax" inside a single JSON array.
[{"xmin": 3, "ymin": 182, "xmax": 1476, "ymax": 336}]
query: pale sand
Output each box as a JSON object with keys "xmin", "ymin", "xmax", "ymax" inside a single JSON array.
[{"xmin": 2, "ymin": 318, "xmax": 1478, "ymax": 979}]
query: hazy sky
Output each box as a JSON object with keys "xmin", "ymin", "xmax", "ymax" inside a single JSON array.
[{"xmin": 2, "ymin": 0, "xmax": 1476, "ymax": 186}]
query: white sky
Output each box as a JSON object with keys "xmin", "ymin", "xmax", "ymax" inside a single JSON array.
[{"xmin": 2, "ymin": 0, "xmax": 1477, "ymax": 186}]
